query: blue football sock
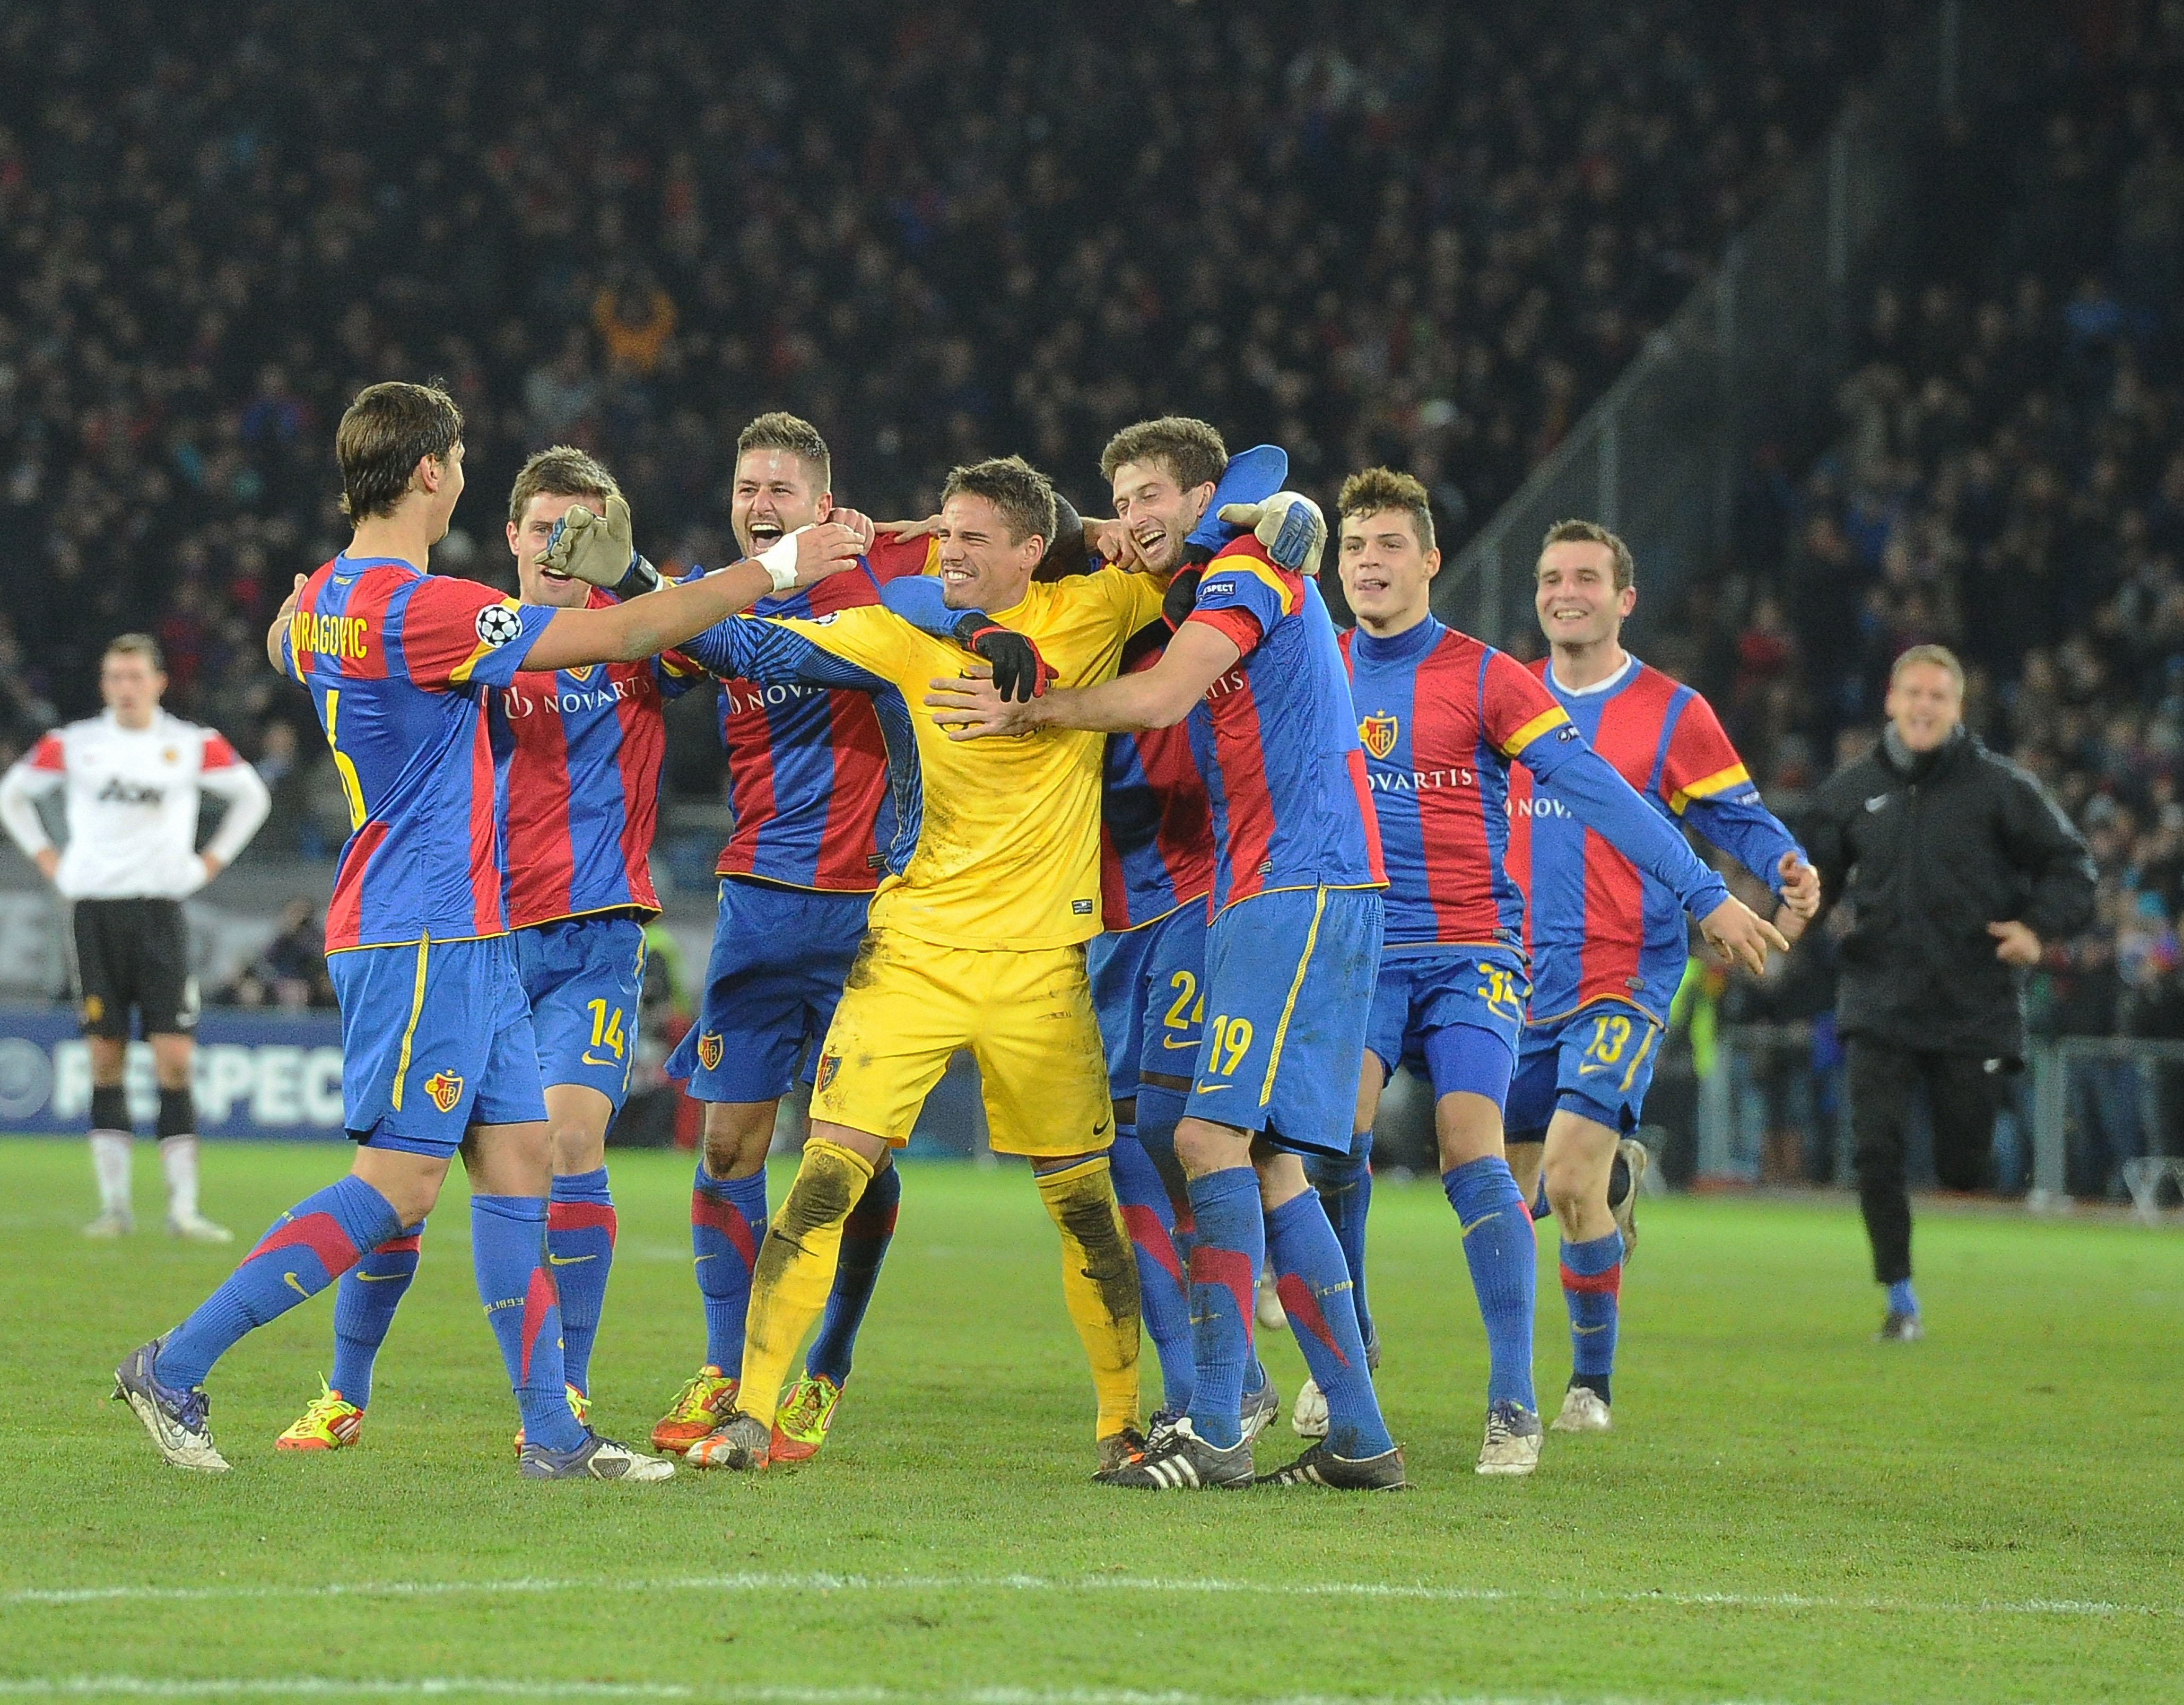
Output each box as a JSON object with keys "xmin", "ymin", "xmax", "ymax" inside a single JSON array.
[
  {"xmin": 1561, "ymin": 1229, "xmax": 1623, "ymax": 1406},
  {"xmin": 1109, "ymin": 1127, "xmax": 1194, "ymax": 1414},
  {"xmin": 805, "ymin": 1159, "xmax": 900, "ymax": 1386},
  {"xmin": 472, "ymin": 1194, "xmax": 585, "ymax": 1452},
  {"xmin": 1182, "ymin": 1166, "xmax": 1261, "ymax": 1450},
  {"xmin": 1135, "ymin": 1083, "xmax": 1188, "ymax": 1202},
  {"xmin": 159, "ymin": 1175, "xmax": 402, "ymax": 1390},
  {"xmin": 548, "ymin": 1168, "xmax": 615, "ymax": 1398},
  {"xmin": 692, "ymin": 1163, "xmax": 768, "ymax": 1373},
  {"xmin": 1886, "ymin": 1278, "xmax": 1918, "ymax": 1317},
  {"xmin": 1443, "ymin": 1156, "xmax": 1538, "ymax": 1414},
  {"xmin": 1266, "ymin": 1188, "xmax": 1395, "ymax": 1458},
  {"xmin": 329, "ymin": 1220, "xmax": 425, "ymax": 1409},
  {"xmin": 1306, "ymin": 1127, "xmax": 1375, "ymax": 1349}
]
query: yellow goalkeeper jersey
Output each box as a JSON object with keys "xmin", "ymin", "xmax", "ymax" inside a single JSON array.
[{"xmin": 701, "ymin": 567, "xmax": 1167, "ymax": 951}]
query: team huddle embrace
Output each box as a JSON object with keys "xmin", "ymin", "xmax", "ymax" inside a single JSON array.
[{"xmin": 111, "ymin": 381, "xmax": 1813, "ymax": 1489}]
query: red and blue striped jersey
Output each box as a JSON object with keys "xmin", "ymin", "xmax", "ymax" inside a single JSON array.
[
  {"xmin": 1340, "ymin": 616, "xmax": 1572, "ymax": 952},
  {"xmin": 713, "ymin": 533, "xmax": 936, "ymax": 891},
  {"xmin": 1507, "ymin": 655, "xmax": 1801, "ymax": 1023},
  {"xmin": 1101, "ymin": 639, "xmax": 1215, "ymax": 931},
  {"xmin": 1184, "ymin": 536, "xmax": 1385, "ymax": 912},
  {"xmin": 280, "ymin": 555, "xmax": 554, "ymax": 952},
  {"xmin": 498, "ymin": 590, "xmax": 704, "ymax": 930}
]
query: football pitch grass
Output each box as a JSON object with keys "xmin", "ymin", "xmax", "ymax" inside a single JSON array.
[{"xmin": 1, "ymin": 1136, "xmax": 2179, "ymax": 1704}]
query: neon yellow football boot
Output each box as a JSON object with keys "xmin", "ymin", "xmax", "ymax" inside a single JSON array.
[
  {"xmin": 770, "ymin": 1373, "xmax": 843, "ymax": 1464},
  {"xmin": 275, "ymin": 1379, "xmax": 364, "ymax": 1452},
  {"xmin": 650, "ymin": 1367, "xmax": 738, "ymax": 1456}
]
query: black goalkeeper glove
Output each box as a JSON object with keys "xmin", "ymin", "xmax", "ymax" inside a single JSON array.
[
  {"xmin": 1162, "ymin": 567, "xmax": 1203, "ymax": 632},
  {"xmin": 951, "ymin": 616, "xmax": 1053, "ymax": 703}
]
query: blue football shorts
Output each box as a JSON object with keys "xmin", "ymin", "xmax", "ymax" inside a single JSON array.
[
  {"xmin": 514, "ymin": 913, "xmax": 649, "ymax": 1110},
  {"xmin": 1187, "ymin": 884, "xmax": 1384, "ymax": 1158},
  {"xmin": 1365, "ymin": 944, "xmax": 1529, "ymax": 1108},
  {"xmin": 327, "ymin": 933, "xmax": 548, "ymax": 1156},
  {"xmin": 1504, "ymin": 999, "xmax": 1667, "ymax": 1139},
  {"xmin": 666, "ymin": 878, "xmax": 872, "ymax": 1104},
  {"xmin": 1087, "ymin": 902, "xmax": 1210, "ymax": 1102}
]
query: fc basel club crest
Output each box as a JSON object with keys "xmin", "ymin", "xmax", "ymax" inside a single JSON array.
[
  {"xmin": 816, "ymin": 1054, "xmax": 842, "ymax": 1094},
  {"xmin": 1359, "ymin": 714, "xmax": 1399, "ymax": 761},
  {"xmin": 423, "ymin": 1071, "xmax": 465, "ymax": 1114},
  {"xmin": 697, "ymin": 1032, "xmax": 724, "ymax": 1072},
  {"xmin": 566, "ymin": 665, "xmax": 595, "ymax": 683}
]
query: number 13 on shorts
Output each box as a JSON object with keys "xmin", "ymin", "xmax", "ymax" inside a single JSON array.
[{"xmin": 1576, "ymin": 1009, "xmax": 1659, "ymax": 1092}]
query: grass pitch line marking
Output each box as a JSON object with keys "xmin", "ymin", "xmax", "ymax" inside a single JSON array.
[
  {"xmin": 0, "ymin": 1682, "xmax": 1787, "ymax": 1705},
  {"xmin": 2, "ymin": 1573, "xmax": 2172, "ymax": 1621}
]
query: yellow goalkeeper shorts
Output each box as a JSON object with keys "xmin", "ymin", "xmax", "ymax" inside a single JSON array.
[{"xmin": 810, "ymin": 930, "xmax": 1115, "ymax": 1159}]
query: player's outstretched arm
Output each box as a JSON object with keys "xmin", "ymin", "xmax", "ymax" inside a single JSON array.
[
  {"xmin": 523, "ymin": 524, "xmax": 865, "ymax": 674},
  {"xmin": 1523, "ymin": 738, "xmax": 1786, "ymax": 973},
  {"xmin": 925, "ymin": 617, "xmax": 1241, "ymax": 740}
]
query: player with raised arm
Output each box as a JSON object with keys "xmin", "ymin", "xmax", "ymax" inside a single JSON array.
[
  {"xmin": 651, "ymin": 413, "xmax": 934, "ymax": 1465},
  {"xmin": 1320, "ymin": 470, "xmax": 1789, "ymax": 1474},
  {"xmin": 0, "ymin": 634, "xmax": 270, "ymax": 1241},
  {"xmin": 1085, "ymin": 421, "xmax": 1289, "ymax": 1441},
  {"xmin": 1504, "ymin": 519, "xmax": 1817, "ymax": 1435},
  {"xmin": 930, "ymin": 491, "xmax": 1403, "ymax": 1489},
  {"xmin": 663, "ymin": 455, "xmax": 1161, "ymax": 1477},
  {"xmin": 274, "ymin": 445, "xmax": 709, "ymax": 1454},
  {"xmin": 110, "ymin": 380, "xmax": 864, "ymax": 1476},
  {"xmin": 931, "ymin": 493, "xmax": 1790, "ymax": 1490}
]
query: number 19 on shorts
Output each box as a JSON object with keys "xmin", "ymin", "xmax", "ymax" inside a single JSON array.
[{"xmin": 1202, "ymin": 1013, "xmax": 1256, "ymax": 1082}]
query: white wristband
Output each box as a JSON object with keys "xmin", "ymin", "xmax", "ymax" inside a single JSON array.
[{"xmin": 758, "ymin": 527, "xmax": 807, "ymax": 593}]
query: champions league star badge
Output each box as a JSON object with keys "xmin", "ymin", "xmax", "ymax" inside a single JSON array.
[{"xmin": 474, "ymin": 605, "xmax": 524, "ymax": 647}]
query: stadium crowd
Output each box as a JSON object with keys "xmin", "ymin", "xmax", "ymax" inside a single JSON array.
[
  {"xmin": 0, "ymin": 0, "xmax": 1876, "ymax": 762},
  {"xmin": 1605, "ymin": 10, "xmax": 2184, "ymax": 1197}
]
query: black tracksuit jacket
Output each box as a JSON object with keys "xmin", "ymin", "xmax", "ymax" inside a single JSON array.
[{"xmin": 1802, "ymin": 728, "xmax": 2095, "ymax": 1060}]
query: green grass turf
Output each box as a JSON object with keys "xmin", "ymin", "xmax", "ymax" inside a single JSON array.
[{"xmin": 1, "ymin": 1136, "xmax": 2180, "ymax": 1704}]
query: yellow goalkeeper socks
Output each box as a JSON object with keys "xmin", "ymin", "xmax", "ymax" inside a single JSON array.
[
  {"xmin": 738, "ymin": 1138, "xmax": 873, "ymax": 1429},
  {"xmin": 1034, "ymin": 1155, "xmax": 1142, "ymax": 1440}
]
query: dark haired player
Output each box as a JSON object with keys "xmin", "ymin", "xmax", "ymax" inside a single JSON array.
[
  {"xmin": 650, "ymin": 412, "xmax": 938, "ymax": 1464},
  {"xmin": 1329, "ymin": 471, "xmax": 1788, "ymax": 1474},
  {"xmin": 1506, "ymin": 519, "xmax": 1815, "ymax": 1434},
  {"xmin": 111, "ymin": 380, "xmax": 865, "ymax": 1476}
]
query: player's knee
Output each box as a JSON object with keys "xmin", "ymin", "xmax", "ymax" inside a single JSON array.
[
  {"xmin": 1542, "ymin": 1148, "xmax": 1608, "ymax": 1221},
  {"xmin": 1174, "ymin": 1117, "xmax": 1247, "ymax": 1178},
  {"xmin": 701, "ymin": 1103, "xmax": 776, "ymax": 1179},
  {"xmin": 549, "ymin": 1119, "xmax": 607, "ymax": 1177}
]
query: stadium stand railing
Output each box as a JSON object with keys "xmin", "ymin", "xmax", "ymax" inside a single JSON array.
[{"xmin": 1439, "ymin": 1, "xmax": 2035, "ymax": 655}]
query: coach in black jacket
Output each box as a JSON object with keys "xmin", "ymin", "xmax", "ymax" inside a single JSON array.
[{"xmin": 1802, "ymin": 646, "xmax": 2094, "ymax": 1340}]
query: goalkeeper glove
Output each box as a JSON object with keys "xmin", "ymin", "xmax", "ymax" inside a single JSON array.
[
  {"xmin": 1217, "ymin": 491, "xmax": 1327, "ymax": 573},
  {"xmin": 950, "ymin": 615, "xmax": 1052, "ymax": 703},
  {"xmin": 543, "ymin": 494, "xmax": 662, "ymax": 598}
]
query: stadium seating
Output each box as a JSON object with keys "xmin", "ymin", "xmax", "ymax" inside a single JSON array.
[
  {"xmin": 1637, "ymin": 13, "xmax": 2184, "ymax": 1195},
  {"xmin": 0, "ymin": 1, "xmax": 1873, "ymax": 753}
]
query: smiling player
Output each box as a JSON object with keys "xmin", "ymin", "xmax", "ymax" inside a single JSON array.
[
  {"xmin": 1327, "ymin": 471, "xmax": 1788, "ymax": 1474},
  {"xmin": 112, "ymin": 380, "xmax": 863, "ymax": 1477},
  {"xmin": 1507, "ymin": 520, "xmax": 1816, "ymax": 1434}
]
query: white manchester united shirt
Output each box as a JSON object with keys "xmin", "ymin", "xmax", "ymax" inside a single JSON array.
[{"xmin": 0, "ymin": 711, "xmax": 271, "ymax": 899}]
